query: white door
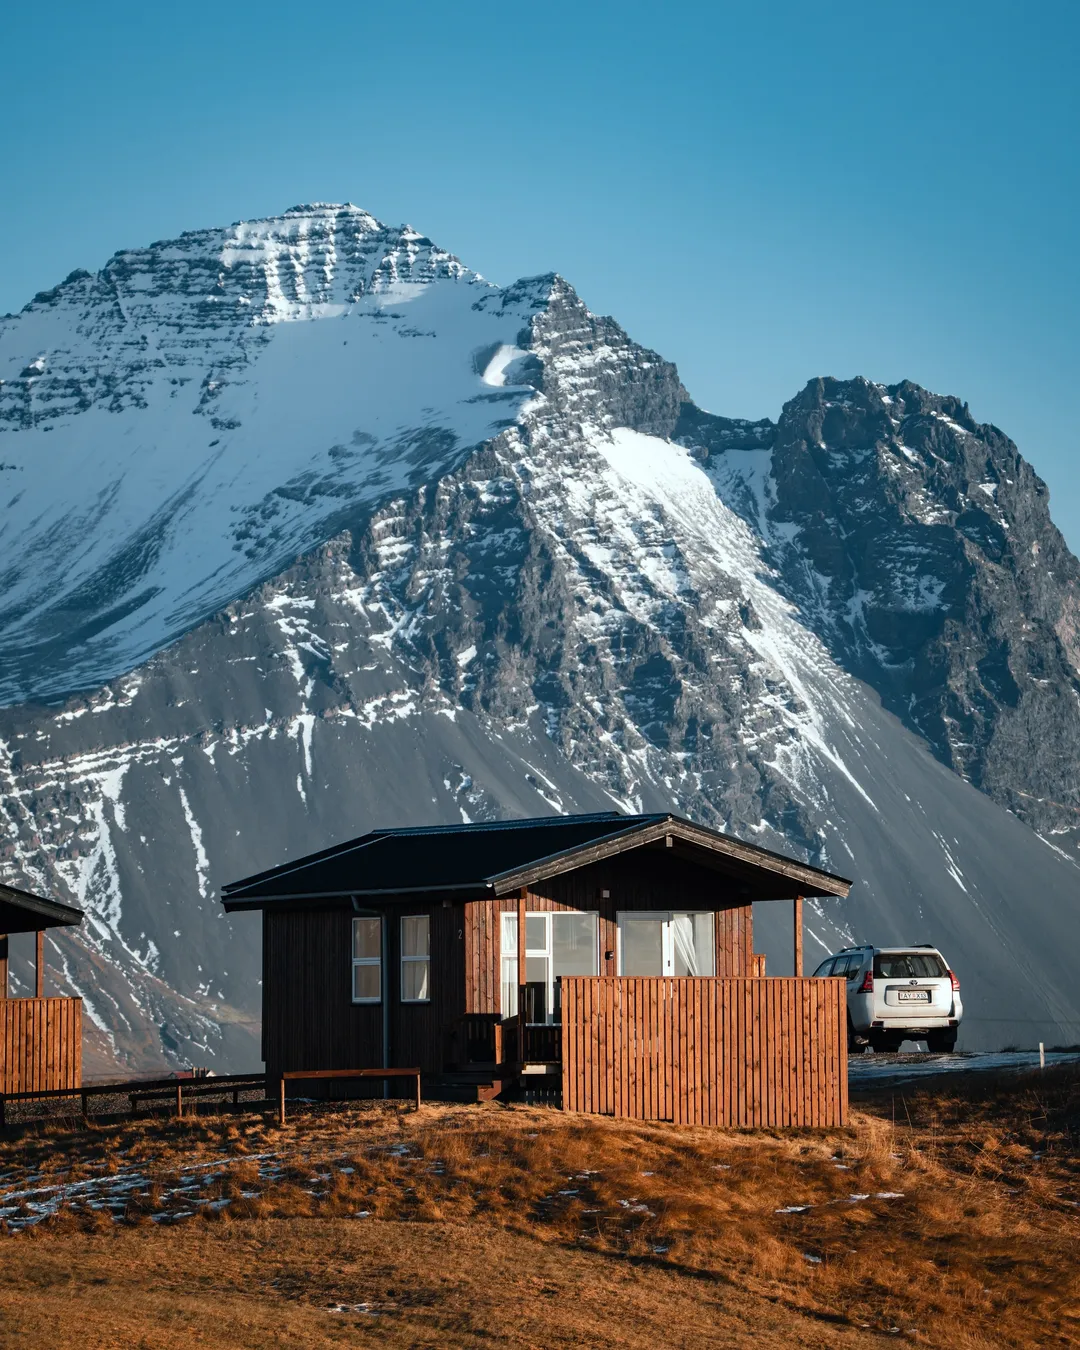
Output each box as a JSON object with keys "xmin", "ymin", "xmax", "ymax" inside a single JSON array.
[
  {"xmin": 617, "ymin": 912, "xmax": 715, "ymax": 976},
  {"xmin": 501, "ymin": 911, "xmax": 599, "ymax": 1020}
]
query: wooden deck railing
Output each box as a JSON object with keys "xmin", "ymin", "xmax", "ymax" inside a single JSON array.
[
  {"xmin": 0, "ymin": 997, "xmax": 82, "ymax": 1096},
  {"xmin": 560, "ymin": 977, "xmax": 847, "ymax": 1128}
]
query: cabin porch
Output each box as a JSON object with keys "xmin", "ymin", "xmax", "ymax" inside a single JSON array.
[{"xmin": 447, "ymin": 973, "xmax": 848, "ymax": 1127}]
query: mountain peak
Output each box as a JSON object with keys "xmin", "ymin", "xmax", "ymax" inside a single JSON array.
[{"xmin": 0, "ymin": 208, "xmax": 549, "ymax": 703}]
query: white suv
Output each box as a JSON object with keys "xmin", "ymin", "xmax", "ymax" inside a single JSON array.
[{"xmin": 812, "ymin": 945, "xmax": 962, "ymax": 1053}]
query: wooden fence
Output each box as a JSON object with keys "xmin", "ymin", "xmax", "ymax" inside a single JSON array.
[
  {"xmin": 0, "ymin": 997, "xmax": 82, "ymax": 1095},
  {"xmin": 560, "ymin": 977, "xmax": 847, "ymax": 1127}
]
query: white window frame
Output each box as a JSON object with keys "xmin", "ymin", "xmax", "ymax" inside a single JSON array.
[
  {"xmin": 500, "ymin": 910, "xmax": 599, "ymax": 1021},
  {"xmin": 351, "ymin": 914, "xmax": 382, "ymax": 1005},
  {"xmin": 400, "ymin": 914, "xmax": 431, "ymax": 1004},
  {"xmin": 616, "ymin": 911, "xmax": 716, "ymax": 977}
]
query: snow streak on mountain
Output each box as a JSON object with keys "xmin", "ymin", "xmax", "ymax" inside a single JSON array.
[{"xmin": 1, "ymin": 204, "xmax": 1078, "ymax": 1072}]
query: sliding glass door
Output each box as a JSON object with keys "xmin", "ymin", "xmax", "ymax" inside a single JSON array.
[
  {"xmin": 501, "ymin": 911, "xmax": 598, "ymax": 1022},
  {"xmin": 617, "ymin": 912, "xmax": 715, "ymax": 977}
]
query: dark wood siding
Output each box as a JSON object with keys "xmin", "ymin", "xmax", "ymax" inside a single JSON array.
[
  {"xmin": 263, "ymin": 902, "xmax": 468, "ymax": 1086},
  {"xmin": 387, "ymin": 902, "xmax": 466, "ymax": 1075},
  {"xmin": 464, "ymin": 852, "xmax": 754, "ymax": 1015},
  {"xmin": 263, "ymin": 908, "xmax": 382, "ymax": 1088}
]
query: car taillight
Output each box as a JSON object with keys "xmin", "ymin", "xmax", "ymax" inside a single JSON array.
[
  {"xmin": 859, "ymin": 970, "xmax": 874, "ymax": 993},
  {"xmin": 949, "ymin": 970, "xmax": 960, "ymax": 993}
]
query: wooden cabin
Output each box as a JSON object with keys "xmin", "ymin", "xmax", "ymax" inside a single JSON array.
[
  {"xmin": 0, "ymin": 883, "xmax": 84, "ymax": 1095},
  {"xmin": 223, "ymin": 812, "xmax": 853, "ymax": 1127}
]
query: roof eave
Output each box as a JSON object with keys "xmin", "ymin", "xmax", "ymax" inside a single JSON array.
[
  {"xmin": 0, "ymin": 884, "xmax": 85, "ymax": 929},
  {"xmin": 222, "ymin": 882, "xmax": 494, "ymax": 912}
]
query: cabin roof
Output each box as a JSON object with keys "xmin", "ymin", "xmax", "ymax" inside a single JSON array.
[
  {"xmin": 221, "ymin": 812, "xmax": 852, "ymax": 909},
  {"xmin": 0, "ymin": 882, "xmax": 84, "ymax": 934}
]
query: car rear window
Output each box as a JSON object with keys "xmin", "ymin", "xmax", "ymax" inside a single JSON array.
[{"xmin": 874, "ymin": 953, "xmax": 947, "ymax": 979}]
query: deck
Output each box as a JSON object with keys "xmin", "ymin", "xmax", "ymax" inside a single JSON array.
[{"xmin": 456, "ymin": 976, "xmax": 847, "ymax": 1127}]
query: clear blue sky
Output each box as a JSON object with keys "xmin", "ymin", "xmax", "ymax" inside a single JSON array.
[{"xmin": 4, "ymin": 1, "xmax": 1078, "ymax": 543}]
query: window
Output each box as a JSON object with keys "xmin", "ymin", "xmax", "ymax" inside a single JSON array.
[
  {"xmin": 501, "ymin": 911, "xmax": 599, "ymax": 1021},
  {"xmin": 812, "ymin": 957, "xmax": 836, "ymax": 977},
  {"xmin": 874, "ymin": 953, "xmax": 947, "ymax": 980},
  {"xmin": 401, "ymin": 915, "xmax": 430, "ymax": 1002},
  {"xmin": 617, "ymin": 912, "xmax": 715, "ymax": 977},
  {"xmin": 351, "ymin": 916, "xmax": 381, "ymax": 1003}
]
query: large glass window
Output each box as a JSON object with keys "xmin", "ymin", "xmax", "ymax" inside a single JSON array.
[
  {"xmin": 501, "ymin": 911, "xmax": 599, "ymax": 1021},
  {"xmin": 352, "ymin": 916, "xmax": 381, "ymax": 1003},
  {"xmin": 616, "ymin": 912, "xmax": 715, "ymax": 977},
  {"xmin": 400, "ymin": 915, "xmax": 430, "ymax": 1002}
]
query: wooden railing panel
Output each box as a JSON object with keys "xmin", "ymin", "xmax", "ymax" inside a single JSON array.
[
  {"xmin": 560, "ymin": 977, "xmax": 846, "ymax": 1128},
  {"xmin": 0, "ymin": 998, "xmax": 82, "ymax": 1096}
]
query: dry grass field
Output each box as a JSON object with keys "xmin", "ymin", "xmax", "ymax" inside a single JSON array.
[{"xmin": 0, "ymin": 1067, "xmax": 1077, "ymax": 1348}]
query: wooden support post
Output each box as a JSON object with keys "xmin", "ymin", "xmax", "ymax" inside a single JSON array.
[
  {"xmin": 175, "ymin": 1083, "xmax": 183, "ymax": 1118},
  {"xmin": 279, "ymin": 1075, "xmax": 286, "ymax": 1127},
  {"xmin": 517, "ymin": 887, "xmax": 527, "ymax": 1031},
  {"xmin": 415, "ymin": 1073, "xmax": 421, "ymax": 1112},
  {"xmin": 35, "ymin": 930, "xmax": 44, "ymax": 999},
  {"xmin": 81, "ymin": 1090, "xmax": 89, "ymax": 1122},
  {"xmin": 0, "ymin": 934, "xmax": 7, "ymax": 1000},
  {"xmin": 793, "ymin": 895, "xmax": 804, "ymax": 979}
]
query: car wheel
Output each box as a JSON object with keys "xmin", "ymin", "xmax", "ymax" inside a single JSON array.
[{"xmin": 925, "ymin": 1031, "xmax": 958, "ymax": 1054}]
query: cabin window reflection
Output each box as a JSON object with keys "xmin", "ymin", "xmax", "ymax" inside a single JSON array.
[
  {"xmin": 400, "ymin": 915, "xmax": 430, "ymax": 1002},
  {"xmin": 351, "ymin": 916, "xmax": 381, "ymax": 1003},
  {"xmin": 617, "ymin": 912, "xmax": 715, "ymax": 977},
  {"xmin": 501, "ymin": 911, "xmax": 599, "ymax": 1022}
]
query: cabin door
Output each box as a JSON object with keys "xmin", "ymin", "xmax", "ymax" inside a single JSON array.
[
  {"xmin": 500, "ymin": 911, "xmax": 598, "ymax": 1022},
  {"xmin": 617, "ymin": 912, "xmax": 716, "ymax": 977}
]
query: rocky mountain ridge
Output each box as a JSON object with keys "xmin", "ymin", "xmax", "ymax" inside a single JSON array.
[
  {"xmin": 718, "ymin": 377, "xmax": 1080, "ymax": 850},
  {"xmin": 1, "ymin": 205, "xmax": 1078, "ymax": 1070}
]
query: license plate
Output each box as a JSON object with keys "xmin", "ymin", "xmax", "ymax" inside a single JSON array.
[{"xmin": 896, "ymin": 989, "xmax": 930, "ymax": 1003}]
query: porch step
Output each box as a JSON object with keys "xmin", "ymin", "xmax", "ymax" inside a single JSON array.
[{"xmin": 422, "ymin": 1072, "xmax": 514, "ymax": 1104}]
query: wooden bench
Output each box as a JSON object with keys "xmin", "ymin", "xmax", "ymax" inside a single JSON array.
[{"xmin": 278, "ymin": 1068, "xmax": 422, "ymax": 1124}]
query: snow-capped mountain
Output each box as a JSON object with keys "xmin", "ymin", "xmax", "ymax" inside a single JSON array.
[
  {"xmin": 0, "ymin": 205, "xmax": 547, "ymax": 704},
  {"xmin": 1, "ymin": 204, "xmax": 1078, "ymax": 1072}
]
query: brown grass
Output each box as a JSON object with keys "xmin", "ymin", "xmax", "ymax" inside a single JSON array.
[{"xmin": 0, "ymin": 1067, "xmax": 1077, "ymax": 1348}]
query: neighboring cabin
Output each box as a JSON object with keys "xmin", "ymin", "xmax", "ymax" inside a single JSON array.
[
  {"xmin": 223, "ymin": 812, "xmax": 852, "ymax": 1127},
  {"xmin": 0, "ymin": 883, "xmax": 84, "ymax": 1096}
]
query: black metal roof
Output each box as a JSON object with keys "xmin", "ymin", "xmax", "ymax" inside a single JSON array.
[
  {"xmin": 222, "ymin": 812, "xmax": 851, "ymax": 909},
  {"xmin": 0, "ymin": 882, "xmax": 84, "ymax": 934}
]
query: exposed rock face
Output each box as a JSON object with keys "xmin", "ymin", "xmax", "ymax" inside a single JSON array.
[
  {"xmin": 695, "ymin": 377, "xmax": 1080, "ymax": 848},
  {"xmin": 1, "ymin": 207, "xmax": 1079, "ymax": 1071}
]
